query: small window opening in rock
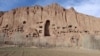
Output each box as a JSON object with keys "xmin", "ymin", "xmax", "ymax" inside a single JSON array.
[
  {"xmin": 26, "ymin": 35, "xmax": 28, "ymax": 38},
  {"xmin": 71, "ymin": 37, "xmax": 76, "ymax": 43},
  {"xmin": 68, "ymin": 25, "xmax": 72, "ymax": 28},
  {"xmin": 62, "ymin": 27, "xmax": 66, "ymax": 29},
  {"xmin": 84, "ymin": 30, "xmax": 88, "ymax": 33},
  {"xmin": 39, "ymin": 30, "xmax": 42, "ymax": 33},
  {"xmin": 5, "ymin": 25, "xmax": 8, "ymax": 28},
  {"xmin": 4, "ymin": 28, "xmax": 7, "ymax": 30},
  {"xmin": 57, "ymin": 27, "xmax": 60, "ymax": 29},
  {"xmin": 71, "ymin": 37, "xmax": 74, "ymax": 40},
  {"xmin": 5, "ymin": 41, "xmax": 8, "ymax": 44},
  {"xmin": 41, "ymin": 7, "xmax": 43, "ymax": 11},
  {"xmin": 33, "ymin": 33, "xmax": 37, "ymax": 37},
  {"xmin": 63, "ymin": 8, "xmax": 66, "ymax": 11},
  {"xmin": 75, "ymin": 26, "xmax": 77, "ymax": 28},
  {"xmin": 33, "ymin": 10, "xmax": 36, "ymax": 14},
  {"xmin": 27, "ymin": 11, "xmax": 29, "ymax": 15},
  {"xmin": 13, "ymin": 11, "xmax": 16, "ymax": 15},
  {"xmin": 23, "ymin": 21, "xmax": 26, "ymax": 24},
  {"xmin": 69, "ymin": 31, "xmax": 72, "ymax": 33},
  {"xmin": 58, "ymin": 32, "xmax": 59, "ymax": 34},
  {"xmin": 39, "ymin": 26, "xmax": 42, "ymax": 28}
]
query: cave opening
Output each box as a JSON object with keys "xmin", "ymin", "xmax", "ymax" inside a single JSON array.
[
  {"xmin": 23, "ymin": 21, "xmax": 26, "ymax": 24},
  {"xmin": 44, "ymin": 20, "xmax": 50, "ymax": 36}
]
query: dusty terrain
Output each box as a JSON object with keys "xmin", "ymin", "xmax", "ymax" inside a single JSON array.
[{"xmin": 0, "ymin": 47, "xmax": 100, "ymax": 56}]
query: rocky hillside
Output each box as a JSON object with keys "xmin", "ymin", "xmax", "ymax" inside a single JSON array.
[{"xmin": 0, "ymin": 3, "xmax": 100, "ymax": 49}]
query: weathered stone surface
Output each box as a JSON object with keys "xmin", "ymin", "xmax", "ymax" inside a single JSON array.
[{"xmin": 0, "ymin": 3, "xmax": 100, "ymax": 48}]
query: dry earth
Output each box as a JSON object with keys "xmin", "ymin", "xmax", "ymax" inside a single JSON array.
[{"xmin": 0, "ymin": 47, "xmax": 100, "ymax": 56}]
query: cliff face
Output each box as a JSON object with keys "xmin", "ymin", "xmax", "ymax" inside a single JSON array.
[{"xmin": 0, "ymin": 3, "xmax": 100, "ymax": 47}]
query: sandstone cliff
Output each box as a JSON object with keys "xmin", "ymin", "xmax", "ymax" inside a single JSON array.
[{"xmin": 0, "ymin": 3, "xmax": 100, "ymax": 48}]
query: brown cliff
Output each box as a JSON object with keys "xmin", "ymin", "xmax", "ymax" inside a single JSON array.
[{"xmin": 0, "ymin": 3, "xmax": 100, "ymax": 48}]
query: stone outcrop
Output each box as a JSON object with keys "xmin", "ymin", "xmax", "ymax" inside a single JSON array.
[{"xmin": 0, "ymin": 3, "xmax": 100, "ymax": 48}]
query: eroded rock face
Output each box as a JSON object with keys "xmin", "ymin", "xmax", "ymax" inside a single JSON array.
[{"xmin": 0, "ymin": 3, "xmax": 100, "ymax": 47}]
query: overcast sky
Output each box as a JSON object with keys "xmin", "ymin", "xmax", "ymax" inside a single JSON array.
[{"xmin": 0, "ymin": 0, "xmax": 100, "ymax": 17}]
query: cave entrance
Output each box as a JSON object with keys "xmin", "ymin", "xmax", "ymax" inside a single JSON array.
[{"xmin": 44, "ymin": 20, "xmax": 50, "ymax": 36}]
